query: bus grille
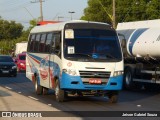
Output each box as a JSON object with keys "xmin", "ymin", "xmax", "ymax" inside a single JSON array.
[
  {"xmin": 79, "ymin": 71, "xmax": 111, "ymax": 85},
  {"xmin": 79, "ymin": 71, "xmax": 111, "ymax": 78}
]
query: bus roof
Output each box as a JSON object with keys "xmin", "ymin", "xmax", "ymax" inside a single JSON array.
[{"xmin": 30, "ymin": 20, "xmax": 111, "ymax": 33}]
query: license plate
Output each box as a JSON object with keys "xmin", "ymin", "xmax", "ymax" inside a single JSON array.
[
  {"xmin": 2, "ymin": 71, "xmax": 9, "ymax": 73},
  {"xmin": 89, "ymin": 79, "xmax": 102, "ymax": 84}
]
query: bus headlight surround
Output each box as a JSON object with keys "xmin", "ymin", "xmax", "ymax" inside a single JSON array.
[
  {"xmin": 63, "ymin": 69, "xmax": 77, "ymax": 76},
  {"xmin": 113, "ymin": 71, "xmax": 123, "ymax": 77}
]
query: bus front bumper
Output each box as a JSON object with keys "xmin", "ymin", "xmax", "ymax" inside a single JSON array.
[{"xmin": 60, "ymin": 72, "xmax": 123, "ymax": 91}]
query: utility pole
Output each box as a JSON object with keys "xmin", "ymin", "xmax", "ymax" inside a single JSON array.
[
  {"xmin": 98, "ymin": 0, "xmax": 116, "ymax": 28},
  {"xmin": 68, "ymin": 11, "xmax": 75, "ymax": 20},
  {"xmin": 112, "ymin": 0, "xmax": 116, "ymax": 29},
  {"xmin": 31, "ymin": 0, "xmax": 44, "ymax": 21}
]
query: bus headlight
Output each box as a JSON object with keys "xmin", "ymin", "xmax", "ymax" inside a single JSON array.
[
  {"xmin": 63, "ymin": 69, "xmax": 77, "ymax": 76},
  {"xmin": 113, "ymin": 71, "xmax": 123, "ymax": 77}
]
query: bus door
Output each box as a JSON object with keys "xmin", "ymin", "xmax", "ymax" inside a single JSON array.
[
  {"xmin": 39, "ymin": 33, "xmax": 52, "ymax": 88},
  {"xmin": 49, "ymin": 32, "xmax": 61, "ymax": 89}
]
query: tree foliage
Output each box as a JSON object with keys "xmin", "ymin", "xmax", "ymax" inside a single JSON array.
[
  {"xmin": 0, "ymin": 19, "xmax": 23, "ymax": 40},
  {"xmin": 81, "ymin": 0, "xmax": 113, "ymax": 24},
  {"xmin": 29, "ymin": 19, "xmax": 38, "ymax": 29},
  {"xmin": 0, "ymin": 18, "xmax": 39, "ymax": 54},
  {"xmin": 81, "ymin": 0, "xmax": 160, "ymax": 26},
  {"xmin": 0, "ymin": 17, "xmax": 30, "ymax": 54}
]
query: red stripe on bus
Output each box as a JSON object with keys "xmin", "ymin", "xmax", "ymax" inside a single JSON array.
[{"xmin": 28, "ymin": 54, "xmax": 40, "ymax": 64}]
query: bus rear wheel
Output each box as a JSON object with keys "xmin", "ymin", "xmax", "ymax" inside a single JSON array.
[{"xmin": 55, "ymin": 80, "xmax": 65, "ymax": 102}]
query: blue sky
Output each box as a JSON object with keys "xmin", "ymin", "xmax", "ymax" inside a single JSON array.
[{"xmin": 0, "ymin": 0, "xmax": 88, "ymax": 28}]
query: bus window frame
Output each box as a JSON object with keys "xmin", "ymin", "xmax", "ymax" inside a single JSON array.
[
  {"xmin": 34, "ymin": 34, "xmax": 41, "ymax": 52},
  {"xmin": 51, "ymin": 31, "xmax": 61, "ymax": 58},
  {"xmin": 39, "ymin": 33, "xmax": 47, "ymax": 53},
  {"xmin": 45, "ymin": 32, "xmax": 53, "ymax": 53},
  {"xmin": 28, "ymin": 34, "xmax": 36, "ymax": 52}
]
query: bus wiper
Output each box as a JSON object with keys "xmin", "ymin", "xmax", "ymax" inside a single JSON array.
[
  {"xmin": 73, "ymin": 53, "xmax": 93, "ymax": 58},
  {"xmin": 72, "ymin": 53, "xmax": 96, "ymax": 61},
  {"xmin": 105, "ymin": 53, "xmax": 117, "ymax": 59}
]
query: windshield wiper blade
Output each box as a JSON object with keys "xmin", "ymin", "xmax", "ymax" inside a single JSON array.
[
  {"xmin": 73, "ymin": 53, "xmax": 93, "ymax": 58},
  {"xmin": 105, "ymin": 53, "xmax": 117, "ymax": 59}
]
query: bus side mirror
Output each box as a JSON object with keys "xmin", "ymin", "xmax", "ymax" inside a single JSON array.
[{"xmin": 121, "ymin": 39, "xmax": 126, "ymax": 48}]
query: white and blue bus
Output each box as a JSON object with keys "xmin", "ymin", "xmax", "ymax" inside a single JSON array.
[{"xmin": 26, "ymin": 20, "xmax": 123, "ymax": 103}]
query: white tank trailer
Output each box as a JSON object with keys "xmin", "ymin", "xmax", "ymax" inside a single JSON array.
[{"xmin": 117, "ymin": 19, "xmax": 160, "ymax": 90}]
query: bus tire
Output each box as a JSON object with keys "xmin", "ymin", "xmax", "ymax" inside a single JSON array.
[
  {"xmin": 123, "ymin": 67, "xmax": 134, "ymax": 90},
  {"xmin": 55, "ymin": 80, "xmax": 65, "ymax": 102},
  {"xmin": 108, "ymin": 91, "xmax": 118, "ymax": 103},
  {"xmin": 35, "ymin": 76, "xmax": 43, "ymax": 95}
]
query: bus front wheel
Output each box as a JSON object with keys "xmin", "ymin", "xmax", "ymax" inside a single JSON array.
[
  {"xmin": 55, "ymin": 80, "xmax": 65, "ymax": 102},
  {"xmin": 35, "ymin": 76, "xmax": 43, "ymax": 95}
]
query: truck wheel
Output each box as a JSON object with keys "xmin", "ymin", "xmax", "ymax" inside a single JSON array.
[
  {"xmin": 35, "ymin": 76, "xmax": 43, "ymax": 95},
  {"xmin": 55, "ymin": 80, "xmax": 65, "ymax": 102},
  {"xmin": 108, "ymin": 91, "xmax": 118, "ymax": 103},
  {"xmin": 123, "ymin": 67, "xmax": 134, "ymax": 90}
]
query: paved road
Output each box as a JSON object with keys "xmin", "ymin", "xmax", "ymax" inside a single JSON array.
[{"xmin": 0, "ymin": 73, "xmax": 160, "ymax": 120}]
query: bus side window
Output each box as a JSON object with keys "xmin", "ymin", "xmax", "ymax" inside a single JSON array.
[
  {"xmin": 53, "ymin": 32, "xmax": 61, "ymax": 57},
  {"xmin": 34, "ymin": 34, "xmax": 41, "ymax": 52},
  {"xmin": 28, "ymin": 34, "xmax": 36, "ymax": 52},
  {"xmin": 45, "ymin": 33, "xmax": 53, "ymax": 53},
  {"xmin": 39, "ymin": 33, "xmax": 46, "ymax": 53}
]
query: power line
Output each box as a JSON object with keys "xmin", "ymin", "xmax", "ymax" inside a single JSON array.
[
  {"xmin": 24, "ymin": 7, "xmax": 35, "ymax": 19},
  {"xmin": 0, "ymin": 2, "xmax": 31, "ymax": 13}
]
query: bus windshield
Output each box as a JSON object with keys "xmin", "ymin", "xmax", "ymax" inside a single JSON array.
[{"xmin": 63, "ymin": 24, "xmax": 122, "ymax": 62}]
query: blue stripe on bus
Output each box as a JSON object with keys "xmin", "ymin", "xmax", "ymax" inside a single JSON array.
[
  {"xmin": 28, "ymin": 53, "xmax": 42, "ymax": 63},
  {"xmin": 129, "ymin": 28, "xmax": 148, "ymax": 55}
]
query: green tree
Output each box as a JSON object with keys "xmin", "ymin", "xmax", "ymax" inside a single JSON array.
[
  {"xmin": 81, "ymin": 0, "xmax": 160, "ymax": 27},
  {"xmin": 81, "ymin": 0, "xmax": 113, "ymax": 24},
  {"xmin": 145, "ymin": 0, "xmax": 160, "ymax": 19},
  {"xmin": 0, "ymin": 19, "xmax": 23, "ymax": 40},
  {"xmin": 29, "ymin": 19, "xmax": 38, "ymax": 29}
]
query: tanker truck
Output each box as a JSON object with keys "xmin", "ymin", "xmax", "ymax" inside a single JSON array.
[{"xmin": 117, "ymin": 19, "xmax": 160, "ymax": 90}]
